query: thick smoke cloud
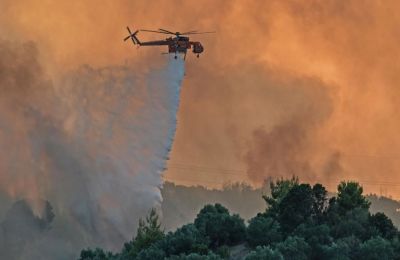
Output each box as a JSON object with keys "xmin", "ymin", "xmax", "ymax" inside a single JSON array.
[
  {"xmin": 0, "ymin": 40, "xmax": 184, "ymax": 258},
  {"xmin": 2, "ymin": 0, "xmax": 400, "ymax": 226},
  {"xmin": 241, "ymin": 72, "xmax": 335, "ymax": 184}
]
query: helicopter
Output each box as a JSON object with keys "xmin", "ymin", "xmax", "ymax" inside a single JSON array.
[{"xmin": 124, "ymin": 27, "xmax": 215, "ymax": 60}]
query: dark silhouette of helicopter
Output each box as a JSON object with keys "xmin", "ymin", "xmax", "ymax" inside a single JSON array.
[{"xmin": 124, "ymin": 27, "xmax": 215, "ymax": 60}]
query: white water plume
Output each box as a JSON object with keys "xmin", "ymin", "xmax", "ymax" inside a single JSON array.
[{"xmin": 0, "ymin": 40, "xmax": 185, "ymax": 259}]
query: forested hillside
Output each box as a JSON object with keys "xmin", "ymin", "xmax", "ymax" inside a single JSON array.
[
  {"xmin": 161, "ymin": 181, "xmax": 400, "ymax": 230},
  {"xmin": 80, "ymin": 179, "xmax": 400, "ymax": 259}
]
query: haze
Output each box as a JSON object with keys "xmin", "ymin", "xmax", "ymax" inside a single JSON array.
[{"xmin": 2, "ymin": 0, "xmax": 400, "ymax": 198}]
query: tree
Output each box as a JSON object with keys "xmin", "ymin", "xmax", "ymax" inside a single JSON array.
[
  {"xmin": 336, "ymin": 182, "xmax": 370, "ymax": 213},
  {"xmin": 330, "ymin": 207, "xmax": 370, "ymax": 240},
  {"xmin": 275, "ymin": 236, "xmax": 311, "ymax": 260},
  {"xmin": 168, "ymin": 252, "xmax": 223, "ymax": 260},
  {"xmin": 357, "ymin": 236, "xmax": 394, "ymax": 260},
  {"xmin": 135, "ymin": 246, "xmax": 166, "ymax": 260},
  {"xmin": 369, "ymin": 212, "xmax": 398, "ymax": 239},
  {"xmin": 194, "ymin": 204, "xmax": 246, "ymax": 247},
  {"xmin": 311, "ymin": 183, "xmax": 328, "ymax": 222},
  {"xmin": 320, "ymin": 236, "xmax": 361, "ymax": 259},
  {"xmin": 293, "ymin": 224, "xmax": 332, "ymax": 259},
  {"xmin": 245, "ymin": 246, "xmax": 283, "ymax": 260},
  {"xmin": 79, "ymin": 248, "xmax": 114, "ymax": 260},
  {"xmin": 158, "ymin": 224, "xmax": 210, "ymax": 257},
  {"xmin": 78, "ymin": 179, "xmax": 400, "ymax": 260},
  {"xmin": 121, "ymin": 208, "xmax": 164, "ymax": 258},
  {"xmin": 247, "ymin": 214, "xmax": 282, "ymax": 247},
  {"xmin": 263, "ymin": 177, "xmax": 298, "ymax": 218},
  {"xmin": 327, "ymin": 182, "xmax": 373, "ymax": 240},
  {"xmin": 277, "ymin": 184, "xmax": 314, "ymax": 233}
]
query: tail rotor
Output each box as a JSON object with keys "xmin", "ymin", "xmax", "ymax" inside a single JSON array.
[{"xmin": 124, "ymin": 27, "xmax": 140, "ymax": 45}]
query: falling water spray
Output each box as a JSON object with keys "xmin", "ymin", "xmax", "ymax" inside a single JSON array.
[{"xmin": 0, "ymin": 40, "xmax": 185, "ymax": 259}]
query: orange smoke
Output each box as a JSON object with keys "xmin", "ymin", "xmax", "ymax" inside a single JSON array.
[{"xmin": 3, "ymin": 0, "xmax": 400, "ymax": 197}]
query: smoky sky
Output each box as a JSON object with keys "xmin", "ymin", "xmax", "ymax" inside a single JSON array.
[
  {"xmin": 1, "ymin": 1, "xmax": 400, "ymax": 259},
  {"xmin": 2, "ymin": 1, "xmax": 400, "ymax": 202}
]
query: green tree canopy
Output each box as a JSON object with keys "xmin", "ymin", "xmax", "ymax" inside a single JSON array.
[
  {"xmin": 247, "ymin": 214, "xmax": 282, "ymax": 248},
  {"xmin": 245, "ymin": 246, "xmax": 283, "ymax": 260},
  {"xmin": 194, "ymin": 203, "xmax": 246, "ymax": 247},
  {"xmin": 121, "ymin": 208, "xmax": 164, "ymax": 259},
  {"xmin": 263, "ymin": 177, "xmax": 299, "ymax": 218},
  {"xmin": 276, "ymin": 236, "xmax": 311, "ymax": 260},
  {"xmin": 357, "ymin": 236, "xmax": 394, "ymax": 260},
  {"xmin": 337, "ymin": 181, "xmax": 371, "ymax": 213},
  {"xmin": 78, "ymin": 179, "xmax": 400, "ymax": 260},
  {"xmin": 157, "ymin": 224, "xmax": 210, "ymax": 257},
  {"xmin": 277, "ymin": 184, "xmax": 314, "ymax": 233},
  {"xmin": 369, "ymin": 212, "xmax": 398, "ymax": 239}
]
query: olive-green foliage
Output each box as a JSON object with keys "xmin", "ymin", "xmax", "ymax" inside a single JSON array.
[
  {"xmin": 263, "ymin": 177, "xmax": 299, "ymax": 218},
  {"xmin": 337, "ymin": 181, "xmax": 371, "ymax": 212},
  {"xmin": 213, "ymin": 245, "xmax": 230, "ymax": 259},
  {"xmin": 247, "ymin": 214, "xmax": 282, "ymax": 247},
  {"xmin": 79, "ymin": 179, "xmax": 400, "ymax": 260},
  {"xmin": 319, "ymin": 236, "xmax": 361, "ymax": 259},
  {"xmin": 275, "ymin": 236, "xmax": 311, "ymax": 260},
  {"xmin": 79, "ymin": 248, "xmax": 115, "ymax": 260},
  {"xmin": 120, "ymin": 208, "xmax": 165, "ymax": 259},
  {"xmin": 369, "ymin": 212, "xmax": 398, "ymax": 239},
  {"xmin": 330, "ymin": 208, "xmax": 370, "ymax": 239},
  {"xmin": 135, "ymin": 246, "xmax": 166, "ymax": 260},
  {"xmin": 156, "ymin": 224, "xmax": 210, "ymax": 256},
  {"xmin": 194, "ymin": 203, "xmax": 246, "ymax": 247},
  {"xmin": 311, "ymin": 183, "xmax": 328, "ymax": 222},
  {"xmin": 277, "ymin": 184, "xmax": 314, "ymax": 234},
  {"xmin": 358, "ymin": 236, "xmax": 394, "ymax": 260},
  {"xmin": 293, "ymin": 224, "xmax": 332, "ymax": 259},
  {"xmin": 264, "ymin": 182, "xmax": 329, "ymax": 236},
  {"xmin": 245, "ymin": 246, "xmax": 283, "ymax": 260},
  {"xmin": 167, "ymin": 252, "xmax": 222, "ymax": 260}
]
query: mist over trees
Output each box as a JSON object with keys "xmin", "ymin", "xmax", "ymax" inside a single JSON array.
[
  {"xmin": 161, "ymin": 182, "xmax": 268, "ymax": 231},
  {"xmin": 161, "ymin": 181, "xmax": 400, "ymax": 230},
  {"xmin": 79, "ymin": 179, "xmax": 400, "ymax": 259}
]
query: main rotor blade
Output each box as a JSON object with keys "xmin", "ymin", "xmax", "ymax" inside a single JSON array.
[
  {"xmin": 180, "ymin": 30, "xmax": 198, "ymax": 34},
  {"xmin": 182, "ymin": 31, "xmax": 216, "ymax": 35},
  {"xmin": 158, "ymin": 28, "xmax": 175, "ymax": 34},
  {"xmin": 124, "ymin": 36, "xmax": 131, "ymax": 41},
  {"xmin": 140, "ymin": 29, "xmax": 171, "ymax": 34}
]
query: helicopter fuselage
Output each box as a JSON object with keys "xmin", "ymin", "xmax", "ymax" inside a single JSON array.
[{"xmin": 167, "ymin": 36, "xmax": 203, "ymax": 55}]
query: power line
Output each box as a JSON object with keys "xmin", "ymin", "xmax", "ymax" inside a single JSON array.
[{"xmin": 165, "ymin": 162, "xmax": 400, "ymax": 187}]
